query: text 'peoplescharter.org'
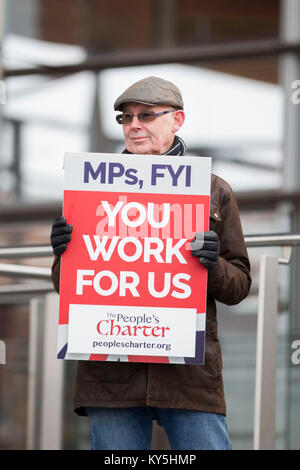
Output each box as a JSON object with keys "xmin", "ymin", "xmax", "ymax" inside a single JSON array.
[{"xmin": 92, "ymin": 339, "xmax": 171, "ymax": 352}]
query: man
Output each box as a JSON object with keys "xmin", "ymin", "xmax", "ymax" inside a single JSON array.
[{"xmin": 51, "ymin": 76, "xmax": 251, "ymax": 450}]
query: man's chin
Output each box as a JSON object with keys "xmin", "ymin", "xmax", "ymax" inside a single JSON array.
[{"xmin": 127, "ymin": 144, "xmax": 153, "ymax": 155}]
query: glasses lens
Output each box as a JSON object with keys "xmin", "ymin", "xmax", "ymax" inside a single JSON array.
[
  {"xmin": 116, "ymin": 111, "xmax": 158, "ymax": 124},
  {"xmin": 121, "ymin": 112, "xmax": 133, "ymax": 124},
  {"xmin": 138, "ymin": 112, "xmax": 156, "ymax": 122}
]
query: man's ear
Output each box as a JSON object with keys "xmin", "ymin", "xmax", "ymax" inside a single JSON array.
[{"xmin": 173, "ymin": 110, "xmax": 185, "ymax": 132}]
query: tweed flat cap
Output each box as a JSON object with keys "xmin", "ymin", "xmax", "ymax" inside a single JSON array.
[{"xmin": 114, "ymin": 76, "xmax": 184, "ymax": 111}]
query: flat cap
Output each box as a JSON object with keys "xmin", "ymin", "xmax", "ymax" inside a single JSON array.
[{"xmin": 114, "ymin": 76, "xmax": 184, "ymax": 111}]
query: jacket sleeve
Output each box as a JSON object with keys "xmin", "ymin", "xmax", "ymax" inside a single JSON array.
[
  {"xmin": 207, "ymin": 184, "xmax": 251, "ymax": 306},
  {"xmin": 51, "ymin": 255, "xmax": 61, "ymax": 294}
]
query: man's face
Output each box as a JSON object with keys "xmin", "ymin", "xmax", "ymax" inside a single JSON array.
[{"xmin": 121, "ymin": 102, "xmax": 185, "ymax": 155}]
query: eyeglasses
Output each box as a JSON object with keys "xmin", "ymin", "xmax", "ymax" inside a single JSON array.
[{"xmin": 116, "ymin": 109, "xmax": 175, "ymax": 125}]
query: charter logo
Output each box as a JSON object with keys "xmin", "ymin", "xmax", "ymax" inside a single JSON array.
[{"xmin": 0, "ymin": 340, "xmax": 6, "ymax": 365}]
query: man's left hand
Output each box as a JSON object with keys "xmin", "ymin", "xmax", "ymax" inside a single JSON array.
[{"xmin": 190, "ymin": 230, "xmax": 220, "ymax": 272}]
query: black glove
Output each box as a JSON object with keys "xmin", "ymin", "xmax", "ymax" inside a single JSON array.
[
  {"xmin": 190, "ymin": 230, "xmax": 220, "ymax": 272},
  {"xmin": 50, "ymin": 216, "xmax": 73, "ymax": 257}
]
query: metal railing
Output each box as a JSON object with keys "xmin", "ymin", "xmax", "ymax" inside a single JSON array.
[
  {"xmin": 0, "ymin": 233, "xmax": 300, "ymax": 450},
  {"xmin": 4, "ymin": 38, "xmax": 300, "ymax": 79}
]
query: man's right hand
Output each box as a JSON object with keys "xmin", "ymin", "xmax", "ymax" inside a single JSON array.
[{"xmin": 50, "ymin": 216, "xmax": 73, "ymax": 257}]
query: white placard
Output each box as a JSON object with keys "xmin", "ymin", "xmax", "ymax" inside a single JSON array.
[{"xmin": 67, "ymin": 304, "xmax": 197, "ymax": 357}]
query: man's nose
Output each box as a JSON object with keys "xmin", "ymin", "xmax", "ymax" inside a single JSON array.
[{"xmin": 130, "ymin": 115, "xmax": 142, "ymax": 129}]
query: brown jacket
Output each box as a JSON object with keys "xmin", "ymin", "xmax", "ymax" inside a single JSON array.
[{"xmin": 52, "ymin": 174, "xmax": 251, "ymax": 416}]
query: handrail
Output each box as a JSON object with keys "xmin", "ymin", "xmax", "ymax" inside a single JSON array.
[
  {"xmin": 0, "ymin": 234, "xmax": 300, "ymax": 259},
  {"xmin": 245, "ymin": 234, "xmax": 300, "ymax": 247},
  {"xmin": 0, "ymin": 263, "xmax": 51, "ymax": 278},
  {"xmin": 4, "ymin": 38, "xmax": 300, "ymax": 78},
  {"xmin": 0, "ymin": 246, "xmax": 53, "ymax": 258}
]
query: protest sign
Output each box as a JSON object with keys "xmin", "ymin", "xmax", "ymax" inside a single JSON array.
[{"xmin": 57, "ymin": 152, "xmax": 211, "ymax": 364}]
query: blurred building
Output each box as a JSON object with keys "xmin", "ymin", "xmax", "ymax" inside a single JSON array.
[{"xmin": 0, "ymin": 0, "xmax": 300, "ymax": 450}]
